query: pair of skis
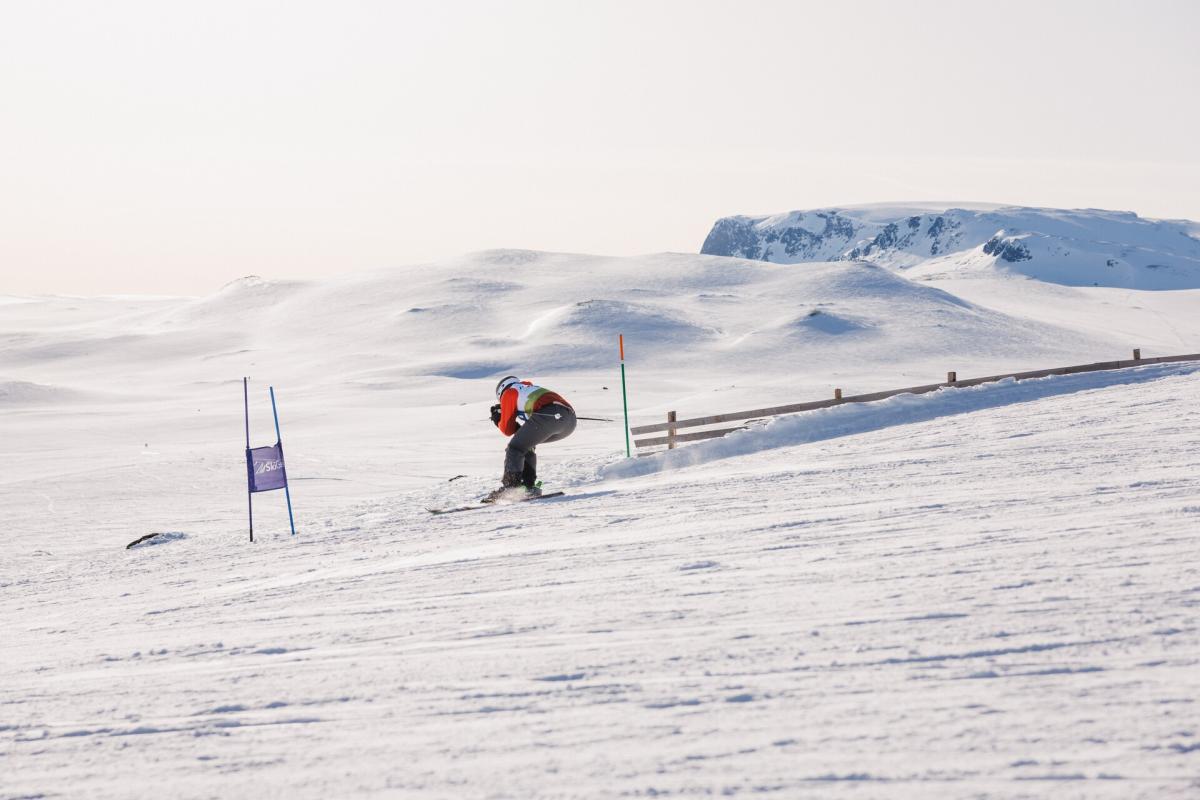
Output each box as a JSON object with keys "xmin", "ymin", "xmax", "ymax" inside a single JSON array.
[{"xmin": 428, "ymin": 491, "xmax": 564, "ymax": 515}]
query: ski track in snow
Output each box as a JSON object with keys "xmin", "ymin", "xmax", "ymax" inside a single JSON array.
[{"xmin": 4, "ymin": 369, "xmax": 1200, "ymax": 798}]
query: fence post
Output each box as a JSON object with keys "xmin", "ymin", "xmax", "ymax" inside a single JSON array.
[
  {"xmin": 1133, "ymin": 348, "xmax": 1141, "ymax": 360},
  {"xmin": 834, "ymin": 388, "xmax": 842, "ymax": 400},
  {"xmin": 667, "ymin": 410, "xmax": 677, "ymax": 449},
  {"xmin": 947, "ymin": 371, "xmax": 957, "ymax": 383}
]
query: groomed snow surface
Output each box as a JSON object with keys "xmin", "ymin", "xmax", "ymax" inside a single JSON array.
[{"xmin": 4, "ymin": 248, "xmax": 1200, "ymax": 798}]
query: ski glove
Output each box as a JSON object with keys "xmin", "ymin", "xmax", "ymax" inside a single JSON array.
[{"xmin": 490, "ymin": 403, "xmax": 502, "ymax": 426}]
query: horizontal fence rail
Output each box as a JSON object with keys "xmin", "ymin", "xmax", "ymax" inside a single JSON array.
[
  {"xmin": 631, "ymin": 349, "xmax": 1200, "ymax": 452},
  {"xmin": 631, "ymin": 425, "xmax": 748, "ymax": 449}
]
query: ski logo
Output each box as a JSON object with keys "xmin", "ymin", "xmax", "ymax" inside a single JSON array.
[{"xmin": 255, "ymin": 459, "xmax": 284, "ymax": 475}]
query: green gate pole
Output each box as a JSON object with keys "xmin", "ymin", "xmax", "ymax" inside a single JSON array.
[{"xmin": 619, "ymin": 334, "xmax": 631, "ymax": 458}]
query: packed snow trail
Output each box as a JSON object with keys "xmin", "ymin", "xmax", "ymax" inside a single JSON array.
[{"xmin": 4, "ymin": 370, "xmax": 1199, "ymax": 799}]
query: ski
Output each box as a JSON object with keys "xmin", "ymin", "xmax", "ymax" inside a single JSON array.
[
  {"xmin": 125, "ymin": 532, "xmax": 163, "ymax": 549},
  {"xmin": 428, "ymin": 491, "xmax": 565, "ymax": 515}
]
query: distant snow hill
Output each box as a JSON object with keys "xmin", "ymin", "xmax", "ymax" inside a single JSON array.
[
  {"xmin": 700, "ymin": 204, "xmax": 1200, "ymax": 289},
  {"xmin": 0, "ymin": 252, "xmax": 1112, "ymax": 400}
]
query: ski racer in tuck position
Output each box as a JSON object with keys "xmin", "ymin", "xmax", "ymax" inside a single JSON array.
[{"xmin": 486, "ymin": 375, "xmax": 577, "ymax": 502}]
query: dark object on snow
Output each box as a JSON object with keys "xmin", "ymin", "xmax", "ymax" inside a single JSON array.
[{"xmin": 126, "ymin": 532, "xmax": 163, "ymax": 549}]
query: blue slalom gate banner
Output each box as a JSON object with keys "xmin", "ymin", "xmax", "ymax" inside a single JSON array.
[
  {"xmin": 243, "ymin": 377, "xmax": 296, "ymax": 541},
  {"xmin": 248, "ymin": 442, "xmax": 288, "ymax": 492}
]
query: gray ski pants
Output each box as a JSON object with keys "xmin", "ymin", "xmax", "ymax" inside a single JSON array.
[{"xmin": 504, "ymin": 403, "xmax": 577, "ymax": 476}]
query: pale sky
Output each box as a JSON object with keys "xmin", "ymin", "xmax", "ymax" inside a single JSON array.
[{"xmin": 2, "ymin": 0, "xmax": 1198, "ymax": 295}]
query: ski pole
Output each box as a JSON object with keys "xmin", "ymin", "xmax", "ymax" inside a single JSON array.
[{"xmin": 530, "ymin": 411, "xmax": 614, "ymax": 422}]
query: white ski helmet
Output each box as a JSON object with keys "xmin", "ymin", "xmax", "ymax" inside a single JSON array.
[{"xmin": 495, "ymin": 375, "xmax": 520, "ymax": 398}]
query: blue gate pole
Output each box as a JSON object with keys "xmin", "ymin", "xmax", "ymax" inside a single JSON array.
[
  {"xmin": 244, "ymin": 377, "xmax": 254, "ymax": 543},
  {"xmin": 269, "ymin": 386, "xmax": 297, "ymax": 536}
]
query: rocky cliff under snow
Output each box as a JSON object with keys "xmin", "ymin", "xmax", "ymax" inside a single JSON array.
[{"xmin": 701, "ymin": 204, "xmax": 1200, "ymax": 289}]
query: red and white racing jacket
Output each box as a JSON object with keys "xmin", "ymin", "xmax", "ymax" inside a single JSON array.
[{"xmin": 496, "ymin": 381, "xmax": 572, "ymax": 436}]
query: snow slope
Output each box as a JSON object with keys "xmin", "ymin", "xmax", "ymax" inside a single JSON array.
[
  {"xmin": 701, "ymin": 204, "xmax": 1200, "ymax": 289},
  {"xmin": 5, "ymin": 366, "xmax": 1200, "ymax": 799},
  {"xmin": 3, "ymin": 249, "xmax": 1200, "ymax": 798}
]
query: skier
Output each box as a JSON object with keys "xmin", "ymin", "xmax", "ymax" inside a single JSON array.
[{"xmin": 486, "ymin": 375, "xmax": 577, "ymax": 502}]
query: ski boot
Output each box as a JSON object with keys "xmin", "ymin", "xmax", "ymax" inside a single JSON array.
[{"xmin": 522, "ymin": 463, "xmax": 542, "ymax": 497}]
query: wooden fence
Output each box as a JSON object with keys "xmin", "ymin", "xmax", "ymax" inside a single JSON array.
[{"xmin": 630, "ymin": 349, "xmax": 1200, "ymax": 453}]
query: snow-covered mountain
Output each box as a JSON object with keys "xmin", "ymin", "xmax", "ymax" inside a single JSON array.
[{"xmin": 700, "ymin": 204, "xmax": 1200, "ymax": 289}]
